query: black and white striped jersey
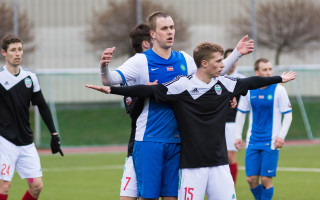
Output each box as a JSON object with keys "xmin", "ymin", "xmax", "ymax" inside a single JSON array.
[
  {"xmin": 0, "ymin": 66, "xmax": 56, "ymax": 146},
  {"xmin": 152, "ymin": 75, "xmax": 249, "ymax": 168}
]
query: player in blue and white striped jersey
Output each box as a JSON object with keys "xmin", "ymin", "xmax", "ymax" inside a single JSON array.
[
  {"xmin": 235, "ymin": 58, "xmax": 293, "ymax": 200},
  {"xmin": 99, "ymin": 11, "xmax": 254, "ymax": 199}
]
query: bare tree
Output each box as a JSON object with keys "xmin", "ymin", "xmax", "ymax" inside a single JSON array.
[
  {"xmin": 0, "ymin": 1, "xmax": 35, "ymax": 63},
  {"xmin": 228, "ymin": 0, "xmax": 320, "ymax": 65},
  {"xmin": 86, "ymin": 0, "xmax": 190, "ymax": 58}
]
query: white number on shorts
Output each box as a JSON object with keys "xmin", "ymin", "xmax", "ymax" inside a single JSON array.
[
  {"xmin": 1, "ymin": 164, "xmax": 10, "ymax": 176},
  {"xmin": 184, "ymin": 187, "xmax": 194, "ymax": 200},
  {"xmin": 124, "ymin": 177, "xmax": 131, "ymax": 190}
]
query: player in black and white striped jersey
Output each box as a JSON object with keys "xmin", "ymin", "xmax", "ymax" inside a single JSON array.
[{"xmin": 0, "ymin": 34, "xmax": 63, "ymax": 200}]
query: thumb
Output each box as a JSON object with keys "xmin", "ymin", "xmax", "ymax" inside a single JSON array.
[{"xmin": 241, "ymin": 35, "xmax": 249, "ymax": 42}]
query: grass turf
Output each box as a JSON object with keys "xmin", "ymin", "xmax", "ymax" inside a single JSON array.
[{"xmin": 8, "ymin": 145, "xmax": 320, "ymax": 199}]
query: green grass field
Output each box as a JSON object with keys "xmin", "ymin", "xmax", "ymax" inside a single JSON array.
[
  {"xmin": 8, "ymin": 144, "xmax": 320, "ymax": 199},
  {"xmin": 31, "ymin": 99, "xmax": 320, "ymax": 147}
]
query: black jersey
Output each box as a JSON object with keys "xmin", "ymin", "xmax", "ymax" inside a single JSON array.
[
  {"xmin": 0, "ymin": 66, "xmax": 56, "ymax": 146},
  {"xmin": 123, "ymin": 96, "xmax": 144, "ymax": 157},
  {"xmin": 110, "ymin": 75, "xmax": 282, "ymax": 168},
  {"xmin": 152, "ymin": 75, "xmax": 251, "ymax": 168}
]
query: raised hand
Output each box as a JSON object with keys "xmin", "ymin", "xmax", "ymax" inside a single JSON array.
[
  {"xmin": 281, "ymin": 71, "xmax": 296, "ymax": 83},
  {"xmin": 85, "ymin": 84, "xmax": 111, "ymax": 94},
  {"xmin": 236, "ymin": 35, "xmax": 254, "ymax": 55},
  {"xmin": 100, "ymin": 47, "xmax": 116, "ymax": 67}
]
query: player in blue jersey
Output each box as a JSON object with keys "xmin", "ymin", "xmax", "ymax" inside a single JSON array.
[
  {"xmin": 120, "ymin": 23, "xmax": 153, "ymax": 200},
  {"xmin": 223, "ymin": 48, "xmax": 246, "ymax": 185},
  {"xmin": 0, "ymin": 34, "xmax": 63, "ymax": 200},
  {"xmin": 234, "ymin": 58, "xmax": 293, "ymax": 200},
  {"xmin": 99, "ymin": 11, "xmax": 254, "ymax": 200},
  {"xmin": 86, "ymin": 42, "xmax": 296, "ymax": 200}
]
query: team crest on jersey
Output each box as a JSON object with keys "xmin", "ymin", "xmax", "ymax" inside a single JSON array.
[
  {"xmin": 24, "ymin": 78, "xmax": 32, "ymax": 88},
  {"xmin": 126, "ymin": 97, "xmax": 132, "ymax": 106},
  {"xmin": 180, "ymin": 64, "xmax": 186, "ymax": 71},
  {"xmin": 214, "ymin": 84, "xmax": 222, "ymax": 95},
  {"xmin": 267, "ymin": 94, "xmax": 273, "ymax": 100}
]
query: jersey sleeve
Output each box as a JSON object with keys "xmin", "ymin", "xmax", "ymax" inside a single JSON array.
[
  {"xmin": 116, "ymin": 53, "xmax": 148, "ymax": 85},
  {"xmin": 181, "ymin": 51, "xmax": 197, "ymax": 75},
  {"xmin": 237, "ymin": 92, "xmax": 251, "ymax": 113},
  {"xmin": 276, "ymin": 85, "xmax": 292, "ymax": 114},
  {"xmin": 30, "ymin": 72, "xmax": 40, "ymax": 92}
]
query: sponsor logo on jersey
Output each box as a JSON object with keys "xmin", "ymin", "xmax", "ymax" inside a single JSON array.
[
  {"xmin": 259, "ymin": 95, "xmax": 264, "ymax": 99},
  {"xmin": 126, "ymin": 97, "xmax": 132, "ymax": 106},
  {"xmin": 180, "ymin": 64, "xmax": 186, "ymax": 71},
  {"xmin": 267, "ymin": 94, "xmax": 273, "ymax": 100},
  {"xmin": 251, "ymin": 96, "xmax": 257, "ymax": 99},
  {"xmin": 214, "ymin": 84, "xmax": 222, "ymax": 95},
  {"xmin": 24, "ymin": 78, "xmax": 32, "ymax": 88},
  {"xmin": 191, "ymin": 88, "xmax": 199, "ymax": 93},
  {"xmin": 151, "ymin": 68, "xmax": 159, "ymax": 71},
  {"xmin": 167, "ymin": 66, "xmax": 174, "ymax": 71}
]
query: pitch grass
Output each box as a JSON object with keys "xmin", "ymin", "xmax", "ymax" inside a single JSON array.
[
  {"xmin": 8, "ymin": 145, "xmax": 320, "ymax": 199},
  {"xmin": 31, "ymin": 100, "xmax": 320, "ymax": 147}
]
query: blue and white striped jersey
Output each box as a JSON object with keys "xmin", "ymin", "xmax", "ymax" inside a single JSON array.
[
  {"xmin": 237, "ymin": 84, "xmax": 292, "ymax": 150},
  {"xmin": 115, "ymin": 49, "xmax": 197, "ymax": 143}
]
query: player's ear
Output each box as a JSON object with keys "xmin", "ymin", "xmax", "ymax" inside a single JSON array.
[
  {"xmin": 150, "ymin": 30, "xmax": 156, "ymax": 39},
  {"xmin": 1, "ymin": 49, "xmax": 6, "ymax": 56},
  {"xmin": 201, "ymin": 59, "xmax": 208, "ymax": 68}
]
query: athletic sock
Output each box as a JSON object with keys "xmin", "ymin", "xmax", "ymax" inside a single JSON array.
[
  {"xmin": 22, "ymin": 190, "xmax": 38, "ymax": 200},
  {"xmin": 250, "ymin": 184, "xmax": 263, "ymax": 200},
  {"xmin": 229, "ymin": 162, "xmax": 238, "ymax": 184},
  {"xmin": 0, "ymin": 194, "xmax": 8, "ymax": 200},
  {"xmin": 261, "ymin": 186, "xmax": 274, "ymax": 200}
]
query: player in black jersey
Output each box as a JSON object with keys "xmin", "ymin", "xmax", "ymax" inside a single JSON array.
[
  {"xmin": 0, "ymin": 34, "xmax": 63, "ymax": 200},
  {"xmin": 86, "ymin": 42, "xmax": 296, "ymax": 200}
]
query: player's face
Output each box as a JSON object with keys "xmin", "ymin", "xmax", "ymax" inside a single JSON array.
[
  {"xmin": 1, "ymin": 42, "xmax": 23, "ymax": 67},
  {"xmin": 255, "ymin": 61, "xmax": 273, "ymax": 77},
  {"xmin": 206, "ymin": 52, "xmax": 224, "ymax": 77},
  {"xmin": 152, "ymin": 16, "xmax": 175, "ymax": 49}
]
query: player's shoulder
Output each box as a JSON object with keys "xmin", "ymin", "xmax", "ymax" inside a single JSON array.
[
  {"xmin": 275, "ymin": 84, "xmax": 288, "ymax": 93},
  {"xmin": 163, "ymin": 75, "xmax": 190, "ymax": 87}
]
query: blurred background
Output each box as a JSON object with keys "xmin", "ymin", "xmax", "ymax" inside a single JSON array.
[{"xmin": 0, "ymin": 0, "xmax": 319, "ymax": 147}]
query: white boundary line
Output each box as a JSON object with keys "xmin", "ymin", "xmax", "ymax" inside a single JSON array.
[
  {"xmin": 42, "ymin": 165, "xmax": 320, "ymax": 173},
  {"xmin": 238, "ymin": 166, "xmax": 320, "ymax": 173}
]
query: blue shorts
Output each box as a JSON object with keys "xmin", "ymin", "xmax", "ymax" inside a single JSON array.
[
  {"xmin": 245, "ymin": 148, "xmax": 279, "ymax": 177},
  {"xmin": 132, "ymin": 141, "xmax": 180, "ymax": 198}
]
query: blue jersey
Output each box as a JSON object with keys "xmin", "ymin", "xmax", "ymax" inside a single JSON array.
[
  {"xmin": 116, "ymin": 49, "xmax": 197, "ymax": 143},
  {"xmin": 237, "ymin": 84, "xmax": 292, "ymax": 150}
]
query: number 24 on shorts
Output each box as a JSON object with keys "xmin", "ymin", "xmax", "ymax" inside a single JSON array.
[{"xmin": 1, "ymin": 164, "xmax": 10, "ymax": 176}]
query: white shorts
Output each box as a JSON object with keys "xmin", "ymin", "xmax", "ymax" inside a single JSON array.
[
  {"xmin": 225, "ymin": 123, "xmax": 238, "ymax": 152},
  {"xmin": 0, "ymin": 136, "xmax": 42, "ymax": 181},
  {"xmin": 120, "ymin": 156, "xmax": 138, "ymax": 197},
  {"xmin": 178, "ymin": 165, "xmax": 236, "ymax": 200}
]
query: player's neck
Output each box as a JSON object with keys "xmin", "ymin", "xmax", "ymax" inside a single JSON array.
[
  {"xmin": 6, "ymin": 64, "xmax": 20, "ymax": 75},
  {"xmin": 195, "ymin": 70, "xmax": 211, "ymax": 84},
  {"xmin": 152, "ymin": 46, "xmax": 171, "ymax": 60}
]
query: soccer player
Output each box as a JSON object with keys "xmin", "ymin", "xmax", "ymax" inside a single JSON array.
[
  {"xmin": 234, "ymin": 58, "xmax": 293, "ymax": 200},
  {"xmin": 99, "ymin": 11, "xmax": 254, "ymax": 199},
  {"xmin": 85, "ymin": 42, "xmax": 296, "ymax": 200},
  {"xmin": 120, "ymin": 23, "xmax": 153, "ymax": 200},
  {"xmin": 223, "ymin": 48, "xmax": 246, "ymax": 185},
  {"xmin": 0, "ymin": 34, "xmax": 63, "ymax": 200}
]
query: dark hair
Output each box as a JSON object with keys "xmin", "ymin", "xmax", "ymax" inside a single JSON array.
[
  {"xmin": 129, "ymin": 23, "xmax": 151, "ymax": 53},
  {"xmin": 1, "ymin": 34, "xmax": 23, "ymax": 52},
  {"xmin": 254, "ymin": 58, "xmax": 269, "ymax": 71},
  {"xmin": 193, "ymin": 42, "xmax": 224, "ymax": 68},
  {"xmin": 147, "ymin": 11, "xmax": 171, "ymax": 31},
  {"xmin": 223, "ymin": 48, "xmax": 233, "ymax": 59}
]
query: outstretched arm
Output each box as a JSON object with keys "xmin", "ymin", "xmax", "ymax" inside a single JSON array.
[
  {"xmin": 221, "ymin": 35, "xmax": 254, "ymax": 75},
  {"xmin": 85, "ymin": 84, "xmax": 155, "ymax": 98}
]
